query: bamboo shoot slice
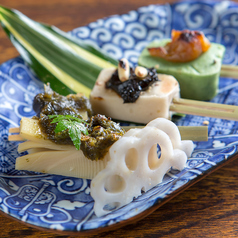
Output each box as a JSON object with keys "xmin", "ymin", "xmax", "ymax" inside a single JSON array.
[
  {"xmin": 18, "ymin": 140, "xmax": 75, "ymax": 153},
  {"xmin": 15, "ymin": 150, "xmax": 110, "ymax": 179}
]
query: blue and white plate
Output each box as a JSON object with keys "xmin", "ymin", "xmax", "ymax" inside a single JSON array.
[{"xmin": 1, "ymin": 0, "xmax": 238, "ymax": 234}]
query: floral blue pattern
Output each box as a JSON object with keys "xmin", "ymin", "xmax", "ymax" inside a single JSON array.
[{"xmin": 0, "ymin": 0, "xmax": 238, "ymax": 233}]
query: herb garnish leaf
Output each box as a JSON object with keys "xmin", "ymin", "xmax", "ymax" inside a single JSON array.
[{"xmin": 49, "ymin": 115, "xmax": 88, "ymax": 150}]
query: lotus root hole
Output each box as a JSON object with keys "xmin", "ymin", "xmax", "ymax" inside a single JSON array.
[
  {"xmin": 125, "ymin": 148, "xmax": 138, "ymax": 171},
  {"xmin": 104, "ymin": 174, "xmax": 126, "ymax": 193},
  {"xmin": 148, "ymin": 144, "xmax": 160, "ymax": 170}
]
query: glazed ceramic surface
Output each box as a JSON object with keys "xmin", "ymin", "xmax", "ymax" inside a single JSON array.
[{"xmin": 0, "ymin": 0, "xmax": 238, "ymax": 233}]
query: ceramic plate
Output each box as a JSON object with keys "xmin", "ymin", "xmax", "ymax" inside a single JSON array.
[{"xmin": 1, "ymin": 0, "xmax": 238, "ymax": 234}]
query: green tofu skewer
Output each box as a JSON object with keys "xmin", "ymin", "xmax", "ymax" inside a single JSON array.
[{"xmin": 138, "ymin": 39, "xmax": 226, "ymax": 101}]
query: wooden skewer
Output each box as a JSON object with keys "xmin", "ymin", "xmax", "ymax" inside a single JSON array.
[
  {"xmin": 9, "ymin": 127, "xmax": 20, "ymax": 133},
  {"xmin": 221, "ymin": 64, "xmax": 238, "ymax": 79},
  {"xmin": 8, "ymin": 127, "xmax": 22, "ymax": 141},
  {"xmin": 8, "ymin": 125, "xmax": 208, "ymax": 142},
  {"xmin": 123, "ymin": 125, "xmax": 208, "ymax": 141},
  {"xmin": 170, "ymin": 98, "xmax": 238, "ymax": 121},
  {"xmin": 8, "ymin": 134, "xmax": 23, "ymax": 141}
]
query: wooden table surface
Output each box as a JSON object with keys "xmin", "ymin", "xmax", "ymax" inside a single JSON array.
[{"xmin": 1, "ymin": 0, "xmax": 238, "ymax": 237}]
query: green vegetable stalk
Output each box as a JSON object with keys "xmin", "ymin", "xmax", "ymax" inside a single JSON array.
[{"xmin": 0, "ymin": 5, "xmax": 117, "ymax": 97}]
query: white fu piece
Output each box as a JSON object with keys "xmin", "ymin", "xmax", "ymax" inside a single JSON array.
[
  {"xmin": 90, "ymin": 67, "xmax": 180, "ymax": 124},
  {"xmin": 90, "ymin": 118, "xmax": 194, "ymax": 217}
]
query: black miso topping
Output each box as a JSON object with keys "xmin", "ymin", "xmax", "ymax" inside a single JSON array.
[{"xmin": 105, "ymin": 66, "xmax": 159, "ymax": 103}]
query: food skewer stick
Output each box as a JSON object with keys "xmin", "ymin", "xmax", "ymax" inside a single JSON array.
[
  {"xmin": 170, "ymin": 98, "xmax": 238, "ymax": 121},
  {"xmin": 8, "ymin": 127, "xmax": 20, "ymax": 133},
  {"xmin": 8, "ymin": 125, "xmax": 208, "ymax": 142},
  {"xmin": 221, "ymin": 64, "xmax": 238, "ymax": 79},
  {"xmin": 123, "ymin": 125, "xmax": 208, "ymax": 141},
  {"xmin": 8, "ymin": 127, "xmax": 21, "ymax": 141}
]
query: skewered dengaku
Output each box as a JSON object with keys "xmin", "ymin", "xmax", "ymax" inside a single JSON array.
[
  {"xmin": 138, "ymin": 30, "xmax": 225, "ymax": 100},
  {"xmin": 90, "ymin": 59, "xmax": 180, "ymax": 124}
]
